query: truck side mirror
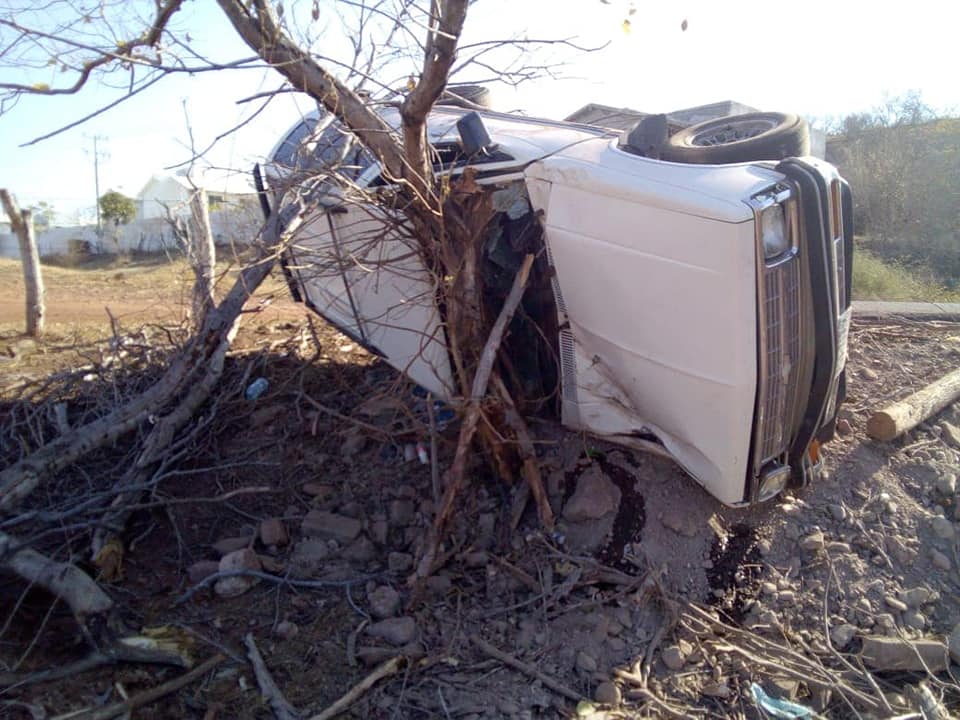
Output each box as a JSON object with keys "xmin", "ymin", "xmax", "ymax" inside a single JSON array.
[{"xmin": 457, "ymin": 111, "xmax": 497, "ymax": 156}]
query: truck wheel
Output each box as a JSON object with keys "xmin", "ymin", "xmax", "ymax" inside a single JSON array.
[
  {"xmin": 437, "ymin": 84, "xmax": 492, "ymax": 109},
  {"xmin": 661, "ymin": 112, "xmax": 810, "ymax": 164}
]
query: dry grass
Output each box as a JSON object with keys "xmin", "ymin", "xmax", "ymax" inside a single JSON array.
[{"xmin": 852, "ymin": 246, "xmax": 960, "ymax": 303}]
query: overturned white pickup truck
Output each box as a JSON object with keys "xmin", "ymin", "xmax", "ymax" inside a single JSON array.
[{"xmin": 266, "ymin": 103, "xmax": 852, "ymax": 507}]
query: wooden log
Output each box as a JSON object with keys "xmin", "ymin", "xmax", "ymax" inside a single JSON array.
[
  {"xmin": 1, "ymin": 189, "xmax": 45, "ymax": 337},
  {"xmin": 866, "ymin": 367, "xmax": 960, "ymax": 441}
]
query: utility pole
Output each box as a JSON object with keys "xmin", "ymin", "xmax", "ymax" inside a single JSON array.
[{"xmin": 86, "ymin": 134, "xmax": 108, "ymax": 238}]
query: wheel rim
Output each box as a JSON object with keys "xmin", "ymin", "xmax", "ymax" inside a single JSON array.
[{"xmin": 691, "ymin": 118, "xmax": 778, "ymax": 146}]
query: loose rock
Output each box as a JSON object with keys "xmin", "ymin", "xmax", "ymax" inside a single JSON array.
[
  {"xmin": 932, "ymin": 549, "xmax": 951, "ymax": 570},
  {"xmin": 884, "ymin": 595, "xmax": 908, "ymax": 612},
  {"xmin": 594, "ymin": 681, "xmax": 621, "ymax": 705},
  {"xmin": 902, "ymin": 610, "xmax": 926, "ymax": 631},
  {"xmin": 301, "ymin": 510, "xmax": 362, "ymax": 541},
  {"xmin": 828, "ymin": 503, "xmax": 847, "ymax": 522},
  {"xmin": 659, "ymin": 508, "xmax": 698, "ymax": 537},
  {"xmin": 799, "ymin": 531, "xmax": 826, "ymax": 552},
  {"xmin": 275, "ymin": 620, "xmax": 299, "ymax": 640},
  {"xmin": 702, "ymin": 682, "xmax": 731, "ymax": 698},
  {"xmin": 213, "ymin": 535, "xmax": 250, "ymax": 556},
  {"xmin": 861, "ymin": 636, "xmax": 949, "ymax": 672},
  {"xmin": 830, "ymin": 623, "xmax": 858, "ymax": 648},
  {"xmin": 935, "ymin": 473, "xmax": 957, "ymax": 497},
  {"xmin": 576, "ymin": 650, "xmax": 598, "ymax": 674},
  {"xmin": 342, "ymin": 535, "xmax": 377, "ymax": 563},
  {"xmin": 899, "ymin": 587, "xmax": 933, "ymax": 609},
  {"xmin": 930, "ymin": 516, "xmax": 955, "ymax": 541},
  {"xmin": 289, "ymin": 539, "xmax": 330, "ymax": 578},
  {"xmin": 259, "ymin": 518, "xmax": 288, "ymax": 547},
  {"xmin": 368, "ymin": 586, "xmax": 401, "ymax": 619},
  {"xmin": 563, "ymin": 466, "xmax": 621, "ymax": 522},
  {"xmin": 214, "ymin": 548, "xmax": 261, "ymax": 597},
  {"xmin": 661, "ymin": 645, "xmax": 686, "ymax": 671},
  {"xmin": 367, "ymin": 617, "xmax": 417, "ymax": 646},
  {"xmin": 941, "ymin": 421, "xmax": 960, "ymax": 448},
  {"xmin": 187, "ymin": 560, "xmax": 220, "ymax": 585}
]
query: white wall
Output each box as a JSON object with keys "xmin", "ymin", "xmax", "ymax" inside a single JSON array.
[{"xmin": 0, "ymin": 205, "xmax": 264, "ymax": 260}]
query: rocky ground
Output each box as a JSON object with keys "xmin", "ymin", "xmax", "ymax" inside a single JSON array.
[{"xmin": 2, "ymin": 312, "xmax": 960, "ymax": 719}]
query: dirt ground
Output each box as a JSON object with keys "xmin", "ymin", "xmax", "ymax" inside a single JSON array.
[{"xmin": 2, "ymin": 254, "xmax": 960, "ymax": 719}]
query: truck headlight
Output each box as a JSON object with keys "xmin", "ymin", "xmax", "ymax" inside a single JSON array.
[{"xmin": 760, "ymin": 204, "xmax": 789, "ymax": 260}]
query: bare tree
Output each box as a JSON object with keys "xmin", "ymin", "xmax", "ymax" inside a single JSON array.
[
  {"xmin": 0, "ymin": 189, "xmax": 45, "ymax": 336},
  {"xmin": 0, "ymin": 1, "xmax": 600, "ymax": 674}
]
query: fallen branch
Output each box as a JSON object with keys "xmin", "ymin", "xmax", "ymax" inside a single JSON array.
[
  {"xmin": 245, "ymin": 633, "xmax": 300, "ymax": 720},
  {"xmin": 0, "ymin": 630, "xmax": 193, "ymax": 690},
  {"xmin": 308, "ymin": 656, "xmax": 405, "ymax": 720},
  {"xmin": 469, "ymin": 634, "xmax": 582, "ymax": 703},
  {"xmin": 494, "ymin": 375, "xmax": 554, "ymax": 529},
  {"xmin": 414, "ymin": 254, "xmax": 535, "ymax": 581},
  {"xmin": 866, "ymin": 367, "xmax": 960, "ymax": 441},
  {"xmin": 0, "ymin": 530, "xmax": 113, "ymax": 641},
  {"xmin": 49, "ymin": 653, "xmax": 224, "ymax": 720},
  {"xmin": 0, "ymin": 200, "xmax": 308, "ymax": 512},
  {"xmin": 111, "ymin": 486, "xmax": 275, "ymax": 512},
  {"xmin": 175, "ymin": 569, "xmax": 381, "ymax": 606},
  {"xmin": 92, "ymin": 316, "xmax": 243, "ymax": 559}
]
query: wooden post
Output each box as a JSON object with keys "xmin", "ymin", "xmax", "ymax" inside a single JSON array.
[
  {"xmin": 1, "ymin": 189, "xmax": 46, "ymax": 337},
  {"xmin": 189, "ymin": 189, "xmax": 216, "ymax": 328}
]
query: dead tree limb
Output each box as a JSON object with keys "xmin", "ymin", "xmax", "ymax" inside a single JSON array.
[
  {"xmin": 0, "ymin": 189, "xmax": 45, "ymax": 337},
  {"xmin": 0, "ymin": 530, "xmax": 113, "ymax": 634},
  {"xmin": 866, "ymin": 367, "xmax": 960, "ymax": 441},
  {"xmin": 189, "ymin": 189, "xmax": 216, "ymax": 328},
  {"xmin": 493, "ymin": 375, "xmax": 554, "ymax": 529},
  {"xmin": 245, "ymin": 633, "xmax": 300, "ymax": 720},
  {"xmin": 0, "ymin": 202, "xmax": 308, "ymax": 511},
  {"xmin": 91, "ymin": 304, "xmax": 241, "ymax": 560},
  {"xmin": 414, "ymin": 254, "xmax": 535, "ymax": 581},
  {"xmin": 49, "ymin": 653, "xmax": 224, "ymax": 720}
]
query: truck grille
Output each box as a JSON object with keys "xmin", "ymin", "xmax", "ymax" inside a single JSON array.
[{"xmin": 757, "ymin": 256, "xmax": 802, "ymax": 462}]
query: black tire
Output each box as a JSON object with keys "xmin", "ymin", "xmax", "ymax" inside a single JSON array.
[
  {"xmin": 661, "ymin": 112, "xmax": 810, "ymax": 164},
  {"xmin": 437, "ymin": 84, "xmax": 492, "ymax": 109}
]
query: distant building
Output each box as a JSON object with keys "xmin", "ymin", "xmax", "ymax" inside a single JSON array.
[
  {"xmin": 136, "ymin": 169, "xmax": 256, "ymax": 221},
  {"xmin": 565, "ymin": 100, "xmax": 826, "ymax": 158}
]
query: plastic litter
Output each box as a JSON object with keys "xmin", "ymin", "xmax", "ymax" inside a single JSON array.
[
  {"xmin": 416, "ymin": 441, "xmax": 429, "ymax": 465},
  {"xmin": 411, "ymin": 385, "xmax": 455, "ymax": 429},
  {"xmin": 245, "ymin": 377, "xmax": 269, "ymax": 400},
  {"xmin": 749, "ymin": 683, "xmax": 813, "ymax": 719},
  {"xmin": 403, "ymin": 444, "xmax": 417, "ymax": 463}
]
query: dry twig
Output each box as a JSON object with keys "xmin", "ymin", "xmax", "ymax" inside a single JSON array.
[
  {"xmin": 469, "ymin": 634, "xmax": 582, "ymax": 703},
  {"xmin": 308, "ymin": 656, "xmax": 405, "ymax": 720},
  {"xmin": 49, "ymin": 653, "xmax": 224, "ymax": 720}
]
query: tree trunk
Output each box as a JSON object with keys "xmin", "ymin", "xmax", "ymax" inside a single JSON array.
[
  {"xmin": 189, "ymin": 189, "xmax": 216, "ymax": 328},
  {"xmin": 1, "ymin": 189, "xmax": 45, "ymax": 337}
]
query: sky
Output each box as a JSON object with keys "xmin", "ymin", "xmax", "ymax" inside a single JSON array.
[{"xmin": 0, "ymin": 0, "xmax": 956, "ymax": 224}]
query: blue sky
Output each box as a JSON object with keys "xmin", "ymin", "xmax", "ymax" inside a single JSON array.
[{"xmin": 1, "ymin": 0, "xmax": 956, "ymax": 222}]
